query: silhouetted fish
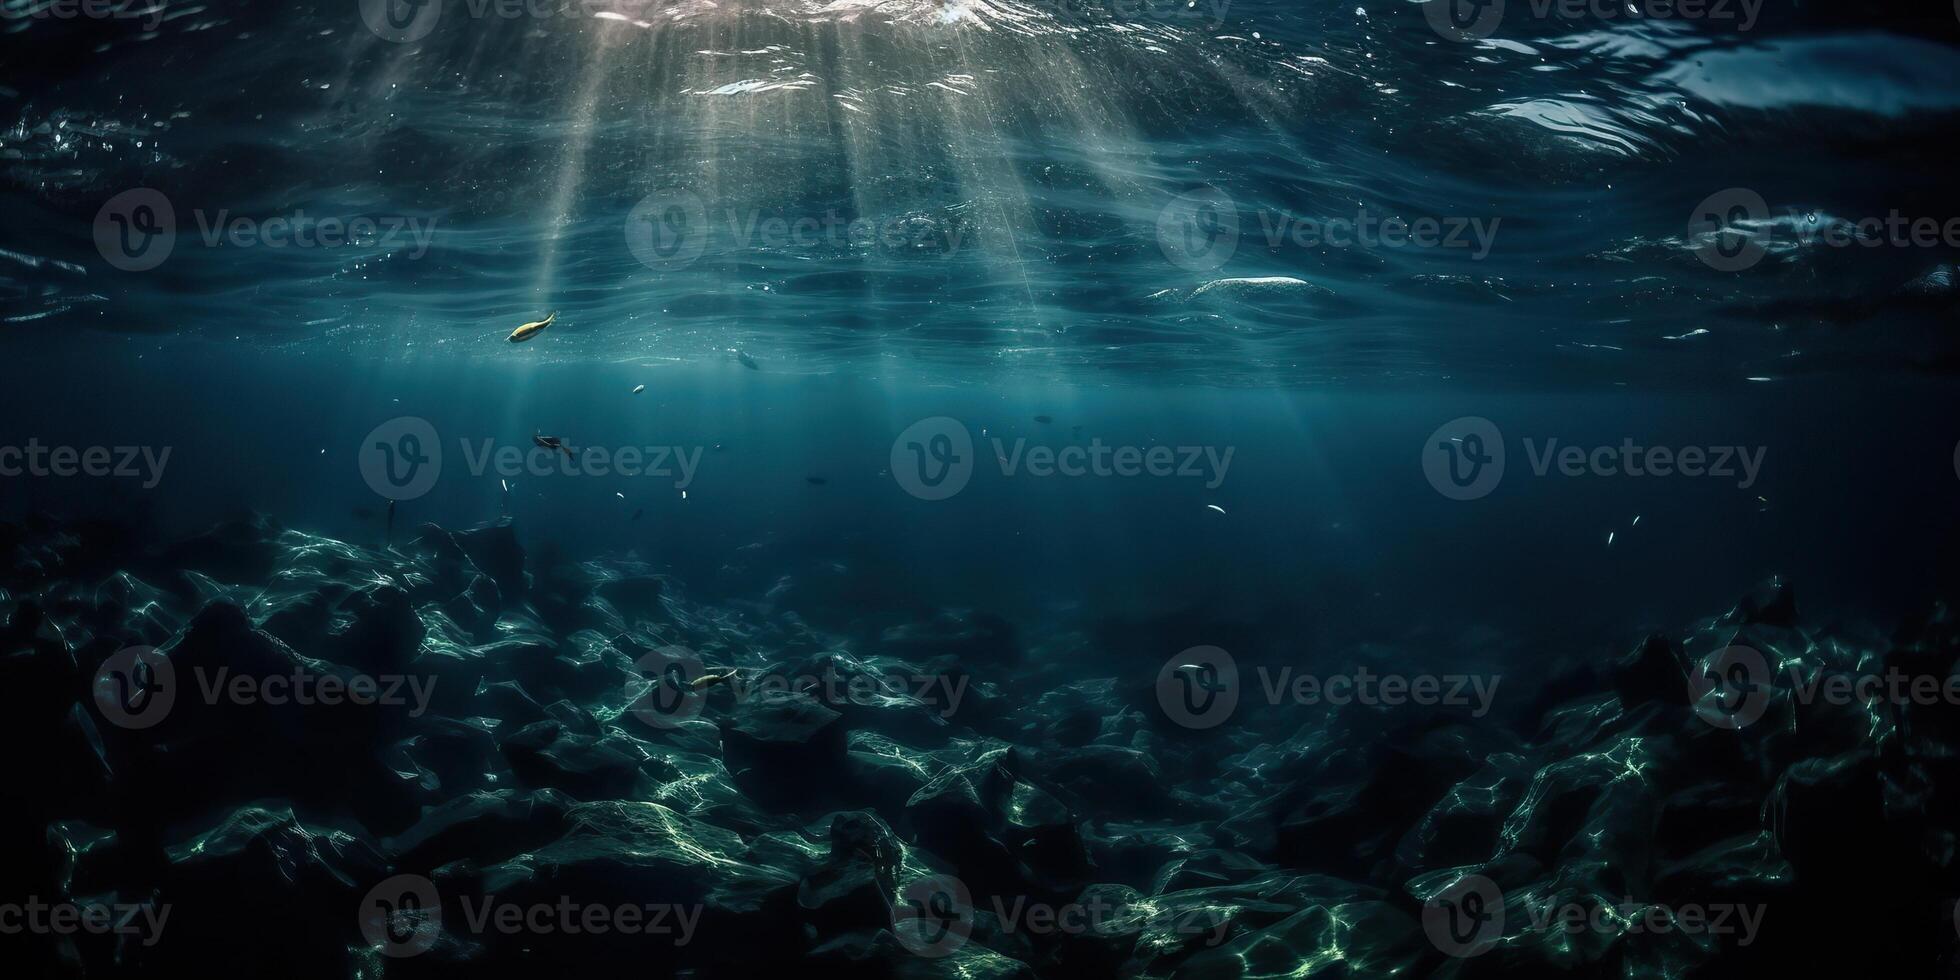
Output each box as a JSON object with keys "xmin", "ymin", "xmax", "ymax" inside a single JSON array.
[
  {"xmin": 737, "ymin": 350, "xmax": 759, "ymax": 370},
  {"xmin": 1034, "ymin": 415, "xmax": 1053, "ymax": 424},
  {"xmin": 532, "ymin": 433, "xmax": 573, "ymax": 457},
  {"xmin": 806, "ymin": 476, "xmax": 828, "ymax": 486},
  {"xmin": 630, "ymin": 508, "xmax": 644, "ymax": 521}
]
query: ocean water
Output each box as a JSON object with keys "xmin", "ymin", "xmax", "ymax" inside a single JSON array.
[{"xmin": 5, "ymin": 2, "xmax": 1960, "ymax": 978}]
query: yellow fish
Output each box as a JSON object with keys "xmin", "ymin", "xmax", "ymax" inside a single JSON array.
[{"xmin": 507, "ymin": 311, "xmax": 556, "ymax": 343}]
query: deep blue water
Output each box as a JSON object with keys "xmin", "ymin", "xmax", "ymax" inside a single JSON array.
[
  {"xmin": 9, "ymin": 5, "xmax": 1960, "ymax": 979},
  {"xmin": 5, "ymin": 0, "xmax": 1960, "ymax": 647}
]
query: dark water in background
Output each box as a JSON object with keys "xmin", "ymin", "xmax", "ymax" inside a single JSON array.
[{"xmin": 4, "ymin": 1, "xmax": 1960, "ymax": 654}]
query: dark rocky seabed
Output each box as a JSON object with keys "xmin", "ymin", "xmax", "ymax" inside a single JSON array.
[{"xmin": 5, "ymin": 511, "xmax": 1960, "ymax": 978}]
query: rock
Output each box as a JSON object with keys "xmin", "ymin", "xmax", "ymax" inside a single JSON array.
[{"xmin": 720, "ymin": 690, "xmax": 848, "ymax": 812}]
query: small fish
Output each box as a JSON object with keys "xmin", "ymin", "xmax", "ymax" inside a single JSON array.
[
  {"xmin": 681, "ymin": 490, "xmax": 688, "ymax": 499},
  {"xmin": 692, "ymin": 668, "xmax": 739, "ymax": 691},
  {"xmin": 806, "ymin": 476, "xmax": 828, "ymax": 486},
  {"xmin": 632, "ymin": 384, "xmax": 646, "ymax": 394},
  {"xmin": 615, "ymin": 492, "xmax": 626, "ymax": 500},
  {"xmin": 507, "ymin": 311, "xmax": 557, "ymax": 343},
  {"xmin": 736, "ymin": 350, "xmax": 759, "ymax": 370},
  {"xmin": 532, "ymin": 433, "xmax": 574, "ymax": 457},
  {"xmin": 1606, "ymin": 531, "xmax": 1616, "ymax": 547},
  {"xmin": 1034, "ymin": 415, "xmax": 1053, "ymax": 424},
  {"xmin": 1206, "ymin": 504, "xmax": 1226, "ymax": 515},
  {"xmin": 1631, "ymin": 515, "xmax": 1641, "ymax": 527}
]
